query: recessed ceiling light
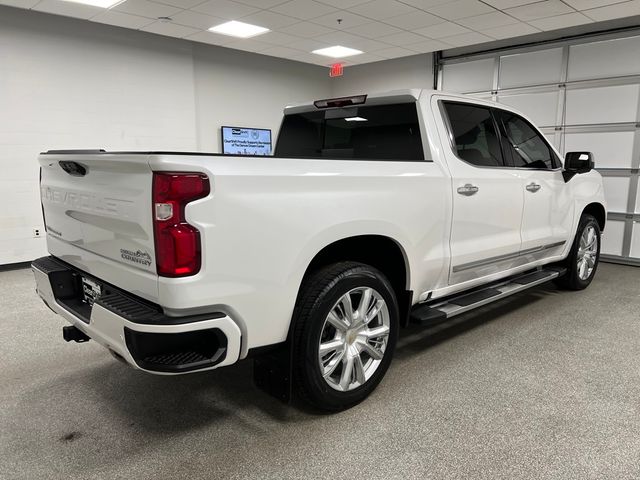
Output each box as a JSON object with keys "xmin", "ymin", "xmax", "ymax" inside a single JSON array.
[
  {"xmin": 60, "ymin": 0, "xmax": 123, "ymax": 7},
  {"xmin": 312, "ymin": 46, "xmax": 363, "ymax": 58},
  {"xmin": 209, "ymin": 20, "xmax": 270, "ymax": 38},
  {"xmin": 345, "ymin": 117, "xmax": 368, "ymax": 122}
]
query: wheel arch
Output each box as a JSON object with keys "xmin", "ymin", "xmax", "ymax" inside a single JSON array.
[
  {"xmin": 583, "ymin": 202, "xmax": 606, "ymax": 231},
  {"xmin": 295, "ymin": 235, "xmax": 413, "ymax": 329}
]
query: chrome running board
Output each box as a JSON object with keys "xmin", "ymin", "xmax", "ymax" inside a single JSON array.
[{"xmin": 410, "ymin": 267, "xmax": 566, "ymax": 326}]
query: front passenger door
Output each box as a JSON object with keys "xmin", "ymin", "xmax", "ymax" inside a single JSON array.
[{"xmin": 495, "ymin": 109, "xmax": 574, "ymax": 258}]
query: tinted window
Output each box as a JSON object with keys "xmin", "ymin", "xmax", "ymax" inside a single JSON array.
[
  {"xmin": 275, "ymin": 103, "xmax": 424, "ymax": 160},
  {"xmin": 498, "ymin": 110, "xmax": 557, "ymax": 169},
  {"xmin": 443, "ymin": 102, "xmax": 504, "ymax": 167}
]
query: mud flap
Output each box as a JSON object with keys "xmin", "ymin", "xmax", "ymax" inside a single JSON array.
[{"xmin": 252, "ymin": 342, "xmax": 293, "ymax": 403}]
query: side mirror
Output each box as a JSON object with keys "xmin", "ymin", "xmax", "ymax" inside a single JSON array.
[{"xmin": 563, "ymin": 151, "xmax": 594, "ymax": 182}]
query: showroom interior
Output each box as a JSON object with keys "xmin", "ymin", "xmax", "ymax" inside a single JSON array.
[{"xmin": 2, "ymin": 0, "xmax": 640, "ymax": 478}]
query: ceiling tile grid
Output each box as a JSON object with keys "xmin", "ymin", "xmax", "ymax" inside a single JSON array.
[{"xmin": 3, "ymin": 0, "xmax": 640, "ymax": 66}]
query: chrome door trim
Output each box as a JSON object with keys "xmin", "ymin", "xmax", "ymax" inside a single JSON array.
[{"xmin": 452, "ymin": 240, "xmax": 566, "ymax": 273}]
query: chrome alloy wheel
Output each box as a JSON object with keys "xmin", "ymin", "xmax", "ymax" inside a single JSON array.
[
  {"xmin": 577, "ymin": 225, "xmax": 598, "ymax": 280},
  {"xmin": 318, "ymin": 287, "xmax": 390, "ymax": 392}
]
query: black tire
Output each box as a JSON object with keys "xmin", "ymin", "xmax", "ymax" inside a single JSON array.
[
  {"xmin": 291, "ymin": 261, "xmax": 399, "ymax": 412},
  {"xmin": 554, "ymin": 214, "xmax": 601, "ymax": 290}
]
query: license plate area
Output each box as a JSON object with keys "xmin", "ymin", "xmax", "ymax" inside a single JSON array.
[
  {"xmin": 53, "ymin": 272, "xmax": 102, "ymax": 324},
  {"xmin": 34, "ymin": 259, "xmax": 106, "ymax": 325},
  {"xmin": 81, "ymin": 276, "xmax": 102, "ymax": 307}
]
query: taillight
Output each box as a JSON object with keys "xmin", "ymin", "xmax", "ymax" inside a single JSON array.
[{"xmin": 152, "ymin": 172, "xmax": 210, "ymax": 277}]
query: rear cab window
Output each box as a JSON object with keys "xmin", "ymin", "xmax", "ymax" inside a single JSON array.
[{"xmin": 275, "ymin": 102, "xmax": 424, "ymax": 161}]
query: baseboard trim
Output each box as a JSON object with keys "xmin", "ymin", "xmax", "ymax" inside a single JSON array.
[{"xmin": 0, "ymin": 261, "xmax": 32, "ymax": 272}]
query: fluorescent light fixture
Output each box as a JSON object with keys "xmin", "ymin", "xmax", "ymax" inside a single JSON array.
[
  {"xmin": 209, "ymin": 20, "xmax": 270, "ymax": 38},
  {"xmin": 345, "ymin": 116, "xmax": 367, "ymax": 122},
  {"xmin": 312, "ymin": 45, "xmax": 363, "ymax": 58},
  {"xmin": 60, "ymin": 0, "xmax": 123, "ymax": 7}
]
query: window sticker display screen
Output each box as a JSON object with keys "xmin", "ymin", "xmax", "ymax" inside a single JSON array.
[{"xmin": 221, "ymin": 127, "xmax": 272, "ymax": 155}]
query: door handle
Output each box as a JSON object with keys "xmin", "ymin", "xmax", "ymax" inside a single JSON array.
[
  {"xmin": 526, "ymin": 182, "xmax": 541, "ymax": 193},
  {"xmin": 457, "ymin": 184, "xmax": 479, "ymax": 196}
]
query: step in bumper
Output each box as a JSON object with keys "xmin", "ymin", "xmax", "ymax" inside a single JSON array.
[{"xmin": 32, "ymin": 256, "xmax": 241, "ymax": 374}]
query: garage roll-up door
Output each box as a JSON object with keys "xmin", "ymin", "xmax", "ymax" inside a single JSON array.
[{"xmin": 438, "ymin": 31, "xmax": 640, "ymax": 266}]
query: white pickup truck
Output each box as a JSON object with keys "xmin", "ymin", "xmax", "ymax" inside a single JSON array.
[{"xmin": 33, "ymin": 89, "xmax": 606, "ymax": 411}]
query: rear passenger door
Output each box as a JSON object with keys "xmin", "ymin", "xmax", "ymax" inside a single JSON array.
[
  {"xmin": 494, "ymin": 109, "xmax": 574, "ymax": 258},
  {"xmin": 435, "ymin": 99, "xmax": 524, "ymax": 285}
]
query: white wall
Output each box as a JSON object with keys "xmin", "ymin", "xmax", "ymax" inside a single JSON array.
[
  {"xmin": 330, "ymin": 54, "xmax": 433, "ymax": 97},
  {"xmin": 193, "ymin": 44, "xmax": 330, "ymax": 153},
  {"xmin": 0, "ymin": 6, "xmax": 330, "ymax": 265}
]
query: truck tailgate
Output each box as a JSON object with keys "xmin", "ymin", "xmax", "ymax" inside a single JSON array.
[{"xmin": 39, "ymin": 152, "xmax": 158, "ymax": 301}]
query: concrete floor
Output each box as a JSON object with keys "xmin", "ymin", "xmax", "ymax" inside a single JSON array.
[{"xmin": 1, "ymin": 263, "xmax": 639, "ymax": 480}]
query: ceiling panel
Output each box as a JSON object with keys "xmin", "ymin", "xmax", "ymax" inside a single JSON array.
[
  {"xmin": 270, "ymin": 0, "xmax": 337, "ymax": 20},
  {"xmin": 5, "ymin": 0, "xmax": 640, "ymax": 68},
  {"xmin": 114, "ymin": 0, "xmax": 181, "ymax": 18},
  {"xmin": 224, "ymin": 38, "xmax": 273, "ymax": 52},
  {"xmin": 348, "ymin": 21, "xmax": 403, "ymax": 38},
  {"xmin": 481, "ymin": 21, "xmax": 540, "ymax": 38},
  {"xmin": 406, "ymin": 38, "xmax": 452, "ymax": 51},
  {"xmin": 378, "ymin": 31, "xmax": 427, "ymax": 46},
  {"xmin": 310, "ymin": 10, "xmax": 371, "ymax": 28},
  {"xmin": 141, "ymin": 19, "xmax": 200, "ymax": 36},
  {"xmin": 563, "ymin": 0, "xmax": 629, "ymax": 9},
  {"xmin": 341, "ymin": 52, "xmax": 385, "ymax": 65},
  {"xmin": 375, "ymin": 46, "xmax": 419, "ymax": 59},
  {"xmin": 92, "ymin": 10, "xmax": 155, "ymax": 28},
  {"xmin": 528, "ymin": 11, "xmax": 593, "ymax": 30},
  {"xmin": 414, "ymin": 21, "xmax": 471, "ymax": 37},
  {"xmin": 153, "ymin": 0, "xmax": 208, "ymax": 8},
  {"xmin": 583, "ymin": 0, "xmax": 640, "ymax": 21},
  {"xmin": 426, "ymin": 0, "xmax": 495, "ymax": 20},
  {"xmin": 314, "ymin": 0, "xmax": 369, "ymax": 8},
  {"xmin": 285, "ymin": 36, "xmax": 330, "ymax": 51},
  {"xmin": 170, "ymin": 9, "xmax": 223, "ymax": 28},
  {"xmin": 348, "ymin": 37, "xmax": 393, "ymax": 50},
  {"xmin": 258, "ymin": 30, "xmax": 301, "ymax": 45},
  {"xmin": 0, "ymin": 0, "xmax": 40, "ymax": 7},
  {"xmin": 239, "ymin": 9, "xmax": 298, "ymax": 29},
  {"xmin": 442, "ymin": 31, "xmax": 494, "ymax": 46},
  {"xmin": 480, "ymin": 0, "xmax": 539, "ymax": 8},
  {"xmin": 279, "ymin": 20, "xmax": 335, "ymax": 36},
  {"xmin": 313, "ymin": 29, "xmax": 370, "ymax": 45},
  {"xmin": 347, "ymin": 0, "xmax": 417, "ymax": 20},
  {"xmin": 400, "ymin": 0, "xmax": 455, "ymax": 8},
  {"xmin": 260, "ymin": 45, "xmax": 307, "ymax": 58},
  {"xmin": 456, "ymin": 11, "xmax": 519, "ymax": 29},
  {"xmin": 235, "ymin": 0, "xmax": 288, "ymax": 7},
  {"xmin": 32, "ymin": 0, "xmax": 102, "ymax": 19},
  {"xmin": 190, "ymin": 0, "xmax": 258, "ymax": 18},
  {"xmin": 185, "ymin": 29, "xmax": 235, "ymax": 45},
  {"xmin": 384, "ymin": 10, "xmax": 442, "ymax": 29},
  {"xmin": 504, "ymin": 0, "xmax": 574, "ymax": 21}
]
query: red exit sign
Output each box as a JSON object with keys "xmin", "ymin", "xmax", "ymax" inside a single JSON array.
[{"xmin": 329, "ymin": 63, "xmax": 344, "ymax": 77}]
